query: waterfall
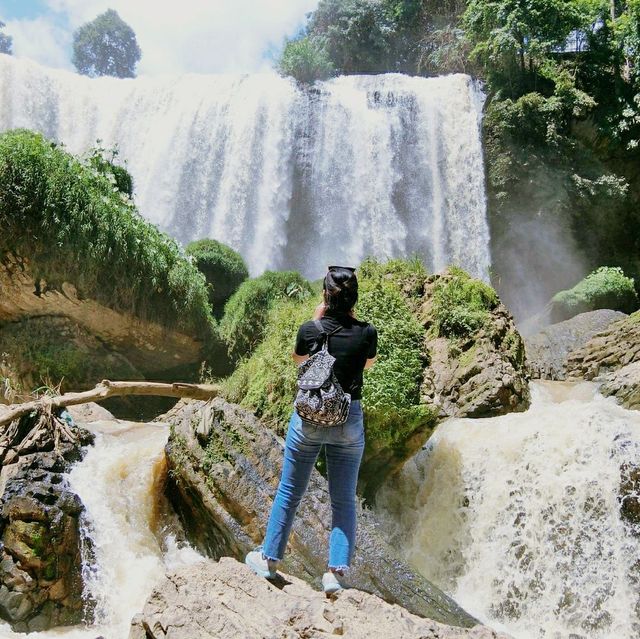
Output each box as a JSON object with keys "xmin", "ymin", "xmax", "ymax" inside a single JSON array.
[
  {"xmin": 376, "ymin": 382, "xmax": 640, "ymax": 639},
  {"xmin": 0, "ymin": 55, "xmax": 490, "ymax": 280},
  {"xmin": 0, "ymin": 417, "xmax": 203, "ymax": 639}
]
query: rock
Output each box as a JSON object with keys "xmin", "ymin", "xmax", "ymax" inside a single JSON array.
[
  {"xmin": 620, "ymin": 462, "xmax": 640, "ymax": 528},
  {"xmin": 525, "ymin": 310, "xmax": 627, "ymax": 380},
  {"xmin": 0, "ymin": 257, "xmax": 205, "ymax": 396},
  {"xmin": 66, "ymin": 402, "xmax": 115, "ymax": 423},
  {"xmin": 0, "ymin": 411, "xmax": 94, "ymax": 632},
  {"xmin": 566, "ymin": 311, "xmax": 640, "ymax": 380},
  {"xmin": 128, "ymin": 557, "xmax": 511, "ymax": 639},
  {"xmin": 600, "ymin": 362, "xmax": 640, "ymax": 410},
  {"xmin": 164, "ymin": 397, "xmax": 477, "ymax": 628},
  {"xmin": 421, "ymin": 272, "xmax": 530, "ymax": 418}
]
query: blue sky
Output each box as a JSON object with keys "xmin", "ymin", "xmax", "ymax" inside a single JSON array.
[{"xmin": 0, "ymin": 0, "xmax": 318, "ymax": 74}]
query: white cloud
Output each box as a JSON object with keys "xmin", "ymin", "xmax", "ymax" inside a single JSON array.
[
  {"xmin": 40, "ymin": 0, "xmax": 319, "ymax": 75},
  {"xmin": 5, "ymin": 16, "xmax": 72, "ymax": 70}
]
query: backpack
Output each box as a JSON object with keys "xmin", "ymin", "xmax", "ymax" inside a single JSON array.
[{"xmin": 294, "ymin": 319, "xmax": 351, "ymax": 427}]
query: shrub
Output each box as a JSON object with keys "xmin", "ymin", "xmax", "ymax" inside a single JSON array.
[
  {"xmin": 186, "ymin": 239, "xmax": 249, "ymax": 318},
  {"xmin": 431, "ymin": 267, "xmax": 499, "ymax": 338},
  {"xmin": 223, "ymin": 297, "xmax": 317, "ymax": 431},
  {"xmin": 0, "ymin": 129, "xmax": 215, "ymax": 341},
  {"xmin": 224, "ymin": 257, "xmax": 437, "ymax": 482},
  {"xmin": 277, "ymin": 36, "xmax": 335, "ymax": 83},
  {"xmin": 87, "ymin": 145, "xmax": 134, "ymax": 196},
  {"xmin": 355, "ymin": 259, "xmax": 435, "ymax": 459},
  {"xmin": 219, "ymin": 271, "xmax": 313, "ymax": 362},
  {"xmin": 550, "ymin": 266, "xmax": 639, "ymax": 322}
]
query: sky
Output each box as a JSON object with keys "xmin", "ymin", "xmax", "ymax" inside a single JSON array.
[{"xmin": 0, "ymin": 0, "xmax": 319, "ymax": 75}]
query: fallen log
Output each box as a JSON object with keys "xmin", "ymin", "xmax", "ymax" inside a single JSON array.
[{"xmin": 0, "ymin": 380, "xmax": 221, "ymax": 430}]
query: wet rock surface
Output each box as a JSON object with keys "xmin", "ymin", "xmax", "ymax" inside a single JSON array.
[
  {"xmin": 601, "ymin": 362, "xmax": 640, "ymax": 410},
  {"xmin": 525, "ymin": 310, "xmax": 627, "ymax": 380},
  {"xmin": 0, "ymin": 411, "xmax": 94, "ymax": 632},
  {"xmin": 566, "ymin": 311, "xmax": 640, "ymax": 380},
  {"xmin": 164, "ymin": 397, "xmax": 477, "ymax": 627},
  {"xmin": 420, "ymin": 274, "xmax": 530, "ymax": 418},
  {"xmin": 128, "ymin": 557, "xmax": 511, "ymax": 639}
]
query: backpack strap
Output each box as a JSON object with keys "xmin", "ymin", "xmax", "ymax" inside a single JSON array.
[{"xmin": 313, "ymin": 319, "xmax": 342, "ymax": 352}]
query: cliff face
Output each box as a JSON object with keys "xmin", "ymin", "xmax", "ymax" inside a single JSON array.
[
  {"xmin": 129, "ymin": 558, "xmax": 512, "ymax": 639},
  {"xmin": 163, "ymin": 396, "xmax": 478, "ymax": 628},
  {"xmin": 0, "ymin": 257, "xmax": 204, "ymax": 399}
]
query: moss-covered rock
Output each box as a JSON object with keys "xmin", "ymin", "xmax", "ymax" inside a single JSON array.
[
  {"xmin": 219, "ymin": 271, "xmax": 312, "ymax": 362},
  {"xmin": 0, "ymin": 129, "xmax": 215, "ymax": 338},
  {"xmin": 224, "ymin": 259, "xmax": 529, "ymax": 498},
  {"xmin": 550, "ymin": 266, "xmax": 639, "ymax": 323},
  {"xmin": 186, "ymin": 239, "xmax": 249, "ymax": 318}
]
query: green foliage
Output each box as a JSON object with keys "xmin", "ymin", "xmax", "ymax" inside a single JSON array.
[
  {"xmin": 431, "ymin": 267, "xmax": 499, "ymax": 338},
  {"xmin": 219, "ymin": 271, "xmax": 313, "ymax": 362},
  {"xmin": 0, "ymin": 21, "xmax": 12, "ymax": 55},
  {"xmin": 550, "ymin": 266, "xmax": 639, "ymax": 321},
  {"xmin": 0, "ymin": 129, "xmax": 215, "ymax": 340},
  {"xmin": 186, "ymin": 239, "xmax": 249, "ymax": 318},
  {"xmin": 223, "ymin": 297, "xmax": 317, "ymax": 431},
  {"xmin": 309, "ymin": 0, "xmax": 397, "ymax": 73},
  {"xmin": 355, "ymin": 259, "xmax": 434, "ymax": 452},
  {"xmin": 87, "ymin": 144, "xmax": 133, "ymax": 197},
  {"xmin": 72, "ymin": 9, "xmax": 141, "ymax": 78},
  {"xmin": 277, "ymin": 36, "xmax": 335, "ymax": 83}
]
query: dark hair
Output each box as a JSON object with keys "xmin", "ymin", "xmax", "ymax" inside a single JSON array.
[{"xmin": 323, "ymin": 267, "xmax": 358, "ymax": 313}]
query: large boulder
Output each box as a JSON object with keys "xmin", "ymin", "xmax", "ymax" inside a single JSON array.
[
  {"xmin": 420, "ymin": 272, "xmax": 530, "ymax": 418},
  {"xmin": 163, "ymin": 397, "xmax": 478, "ymax": 628},
  {"xmin": 566, "ymin": 311, "xmax": 640, "ymax": 380},
  {"xmin": 0, "ymin": 411, "xmax": 93, "ymax": 632},
  {"xmin": 525, "ymin": 309, "xmax": 627, "ymax": 380},
  {"xmin": 128, "ymin": 558, "xmax": 511, "ymax": 639}
]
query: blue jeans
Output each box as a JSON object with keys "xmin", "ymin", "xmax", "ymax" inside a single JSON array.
[{"xmin": 262, "ymin": 400, "xmax": 365, "ymax": 570}]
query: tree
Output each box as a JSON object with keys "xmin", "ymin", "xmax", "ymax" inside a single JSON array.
[
  {"xmin": 277, "ymin": 36, "xmax": 335, "ymax": 83},
  {"xmin": 0, "ymin": 21, "xmax": 13, "ymax": 55},
  {"xmin": 72, "ymin": 9, "xmax": 141, "ymax": 78}
]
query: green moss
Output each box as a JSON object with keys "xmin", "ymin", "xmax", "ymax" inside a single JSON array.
[
  {"xmin": 550, "ymin": 266, "xmax": 638, "ymax": 322},
  {"xmin": 186, "ymin": 239, "xmax": 249, "ymax": 318},
  {"xmin": 219, "ymin": 271, "xmax": 313, "ymax": 362},
  {"xmin": 223, "ymin": 297, "xmax": 317, "ymax": 432},
  {"xmin": 431, "ymin": 267, "xmax": 499, "ymax": 338},
  {"xmin": 0, "ymin": 129, "xmax": 216, "ymax": 341}
]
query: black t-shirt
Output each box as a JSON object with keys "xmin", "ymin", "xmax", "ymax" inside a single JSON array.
[{"xmin": 294, "ymin": 311, "xmax": 377, "ymax": 400}]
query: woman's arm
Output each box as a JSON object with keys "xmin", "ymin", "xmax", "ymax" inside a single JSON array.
[
  {"xmin": 292, "ymin": 352, "xmax": 309, "ymax": 364},
  {"xmin": 364, "ymin": 356, "xmax": 376, "ymax": 369}
]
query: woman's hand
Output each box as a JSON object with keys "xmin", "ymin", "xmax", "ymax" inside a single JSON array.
[{"xmin": 313, "ymin": 302, "xmax": 328, "ymax": 320}]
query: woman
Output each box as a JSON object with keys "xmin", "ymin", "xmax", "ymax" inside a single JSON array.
[{"xmin": 245, "ymin": 265, "xmax": 377, "ymax": 593}]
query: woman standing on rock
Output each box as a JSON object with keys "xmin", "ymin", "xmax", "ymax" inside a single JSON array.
[{"xmin": 246, "ymin": 266, "xmax": 377, "ymax": 594}]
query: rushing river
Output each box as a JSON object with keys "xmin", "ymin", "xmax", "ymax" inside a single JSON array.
[
  {"xmin": 376, "ymin": 381, "xmax": 640, "ymax": 639},
  {"xmin": 0, "ymin": 418, "xmax": 202, "ymax": 639},
  {"xmin": 0, "ymin": 55, "xmax": 490, "ymax": 280}
]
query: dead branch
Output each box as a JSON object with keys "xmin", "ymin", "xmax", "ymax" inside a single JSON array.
[{"xmin": 0, "ymin": 379, "xmax": 220, "ymax": 430}]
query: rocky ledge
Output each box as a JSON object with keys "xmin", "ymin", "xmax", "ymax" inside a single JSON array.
[
  {"xmin": 0, "ymin": 409, "xmax": 94, "ymax": 632},
  {"xmin": 129, "ymin": 558, "xmax": 511, "ymax": 639},
  {"xmin": 525, "ymin": 309, "xmax": 627, "ymax": 380},
  {"xmin": 164, "ymin": 397, "xmax": 477, "ymax": 627}
]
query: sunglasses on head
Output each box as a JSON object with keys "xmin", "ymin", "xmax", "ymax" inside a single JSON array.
[{"xmin": 327, "ymin": 265, "xmax": 356, "ymax": 273}]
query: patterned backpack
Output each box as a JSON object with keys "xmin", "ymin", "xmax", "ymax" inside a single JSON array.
[{"xmin": 294, "ymin": 320, "xmax": 351, "ymax": 426}]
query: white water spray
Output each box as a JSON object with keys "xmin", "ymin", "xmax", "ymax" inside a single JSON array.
[
  {"xmin": 0, "ymin": 56, "xmax": 490, "ymax": 279},
  {"xmin": 376, "ymin": 382, "xmax": 640, "ymax": 639}
]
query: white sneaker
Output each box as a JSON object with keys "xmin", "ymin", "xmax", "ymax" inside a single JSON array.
[
  {"xmin": 322, "ymin": 571, "xmax": 345, "ymax": 594},
  {"xmin": 245, "ymin": 548, "xmax": 278, "ymax": 579}
]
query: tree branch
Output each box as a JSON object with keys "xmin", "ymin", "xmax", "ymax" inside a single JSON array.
[{"xmin": 0, "ymin": 380, "xmax": 220, "ymax": 429}]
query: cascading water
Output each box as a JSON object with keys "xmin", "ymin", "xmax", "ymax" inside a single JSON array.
[
  {"xmin": 376, "ymin": 382, "xmax": 640, "ymax": 639},
  {"xmin": 0, "ymin": 55, "xmax": 490, "ymax": 279},
  {"xmin": 0, "ymin": 418, "xmax": 202, "ymax": 639}
]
